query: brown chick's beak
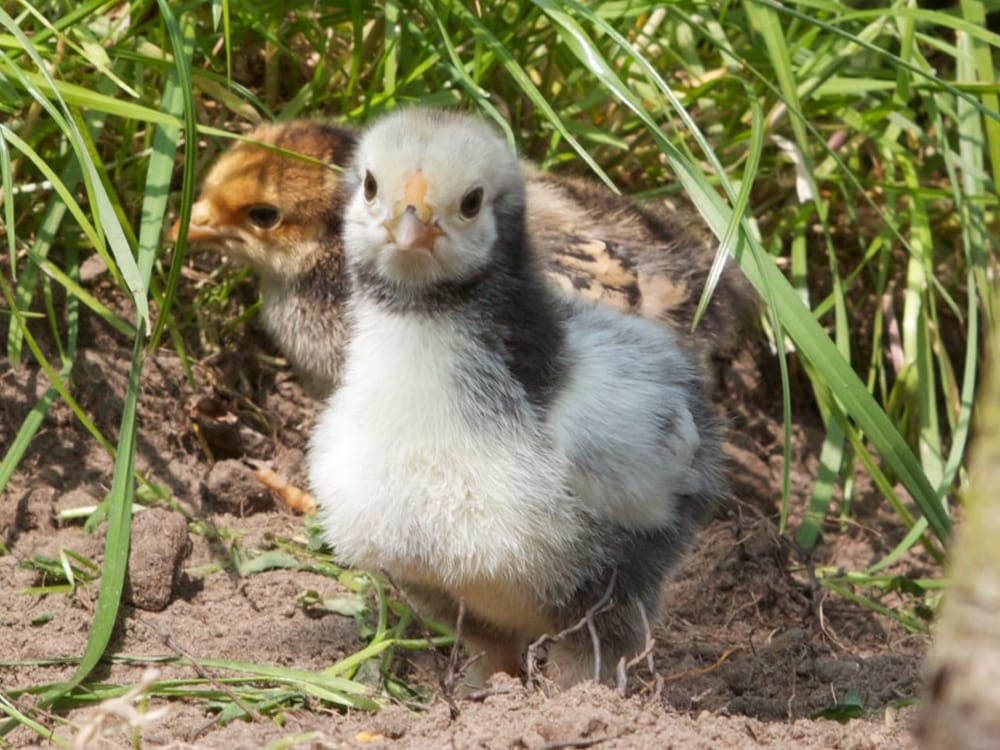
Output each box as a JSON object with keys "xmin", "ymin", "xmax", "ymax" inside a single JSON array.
[
  {"xmin": 387, "ymin": 173, "xmax": 442, "ymax": 252},
  {"xmin": 167, "ymin": 200, "xmax": 222, "ymax": 244}
]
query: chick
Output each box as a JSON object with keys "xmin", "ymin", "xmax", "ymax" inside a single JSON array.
[
  {"xmin": 168, "ymin": 121, "xmax": 356, "ymax": 396},
  {"xmin": 307, "ymin": 108, "xmax": 727, "ymax": 688},
  {"xmin": 171, "ymin": 119, "xmax": 752, "ymax": 397}
]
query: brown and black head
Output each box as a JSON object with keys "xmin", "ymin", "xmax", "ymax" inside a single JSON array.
[{"xmin": 168, "ymin": 120, "xmax": 356, "ymax": 282}]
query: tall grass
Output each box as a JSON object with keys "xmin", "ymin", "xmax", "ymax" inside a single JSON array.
[{"xmin": 1, "ymin": 0, "xmax": 996, "ymax": 739}]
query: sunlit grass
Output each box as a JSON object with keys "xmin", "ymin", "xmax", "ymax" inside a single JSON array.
[{"xmin": 1, "ymin": 0, "xmax": 997, "ymax": 741}]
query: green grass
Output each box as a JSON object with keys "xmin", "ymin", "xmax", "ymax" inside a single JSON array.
[{"xmin": 1, "ymin": 0, "xmax": 997, "ymax": 742}]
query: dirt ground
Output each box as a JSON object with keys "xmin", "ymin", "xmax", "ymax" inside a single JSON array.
[{"xmin": 1, "ymin": 267, "xmax": 930, "ymax": 749}]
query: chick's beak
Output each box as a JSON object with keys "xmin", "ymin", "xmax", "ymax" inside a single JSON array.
[
  {"xmin": 387, "ymin": 172, "xmax": 442, "ymax": 252},
  {"xmin": 167, "ymin": 200, "xmax": 222, "ymax": 243}
]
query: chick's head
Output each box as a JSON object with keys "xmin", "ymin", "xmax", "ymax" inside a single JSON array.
[
  {"xmin": 169, "ymin": 121, "xmax": 355, "ymax": 281},
  {"xmin": 343, "ymin": 108, "xmax": 525, "ymax": 288}
]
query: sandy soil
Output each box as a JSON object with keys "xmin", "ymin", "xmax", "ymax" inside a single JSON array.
[{"xmin": 0, "ymin": 271, "xmax": 929, "ymax": 749}]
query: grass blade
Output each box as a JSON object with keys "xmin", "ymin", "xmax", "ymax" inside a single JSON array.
[
  {"xmin": 40, "ymin": 333, "xmax": 144, "ymax": 705},
  {"xmin": 147, "ymin": 0, "xmax": 195, "ymax": 350}
]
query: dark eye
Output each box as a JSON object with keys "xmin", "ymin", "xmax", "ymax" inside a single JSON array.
[
  {"xmin": 363, "ymin": 170, "xmax": 378, "ymax": 202},
  {"xmin": 460, "ymin": 187, "xmax": 484, "ymax": 219},
  {"xmin": 246, "ymin": 204, "xmax": 281, "ymax": 230}
]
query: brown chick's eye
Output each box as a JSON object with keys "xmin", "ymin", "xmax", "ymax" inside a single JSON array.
[
  {"xmin": 364, "ymin": 171, "xmax": 378, "ymax": 202},
  {"xmin": 247, "ymin": 204, "xmax": 281, "ymax": 230},
  {"xmin": 460, "ymin": 187, "xmax": 483, "ymax": 219}
]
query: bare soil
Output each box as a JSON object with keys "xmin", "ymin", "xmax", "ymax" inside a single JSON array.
[{"xmin": 1, "ymin": 272, "xmax": 928, "ymax": 749}]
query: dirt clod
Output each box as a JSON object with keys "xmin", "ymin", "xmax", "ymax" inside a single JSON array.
[{"xmin": 125, "ymin": 507, "xmax": 190, "ymax": 611}]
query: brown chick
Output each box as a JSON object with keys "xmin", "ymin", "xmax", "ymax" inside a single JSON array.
[
  {"xmin": 168, "ymin": 121, "xmax": 355, "ymax": 396},
  {"xmin": 169, "ymin": 119, "xmax": 754, "ymax": 397}
]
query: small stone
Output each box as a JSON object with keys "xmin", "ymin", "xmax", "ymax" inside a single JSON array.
[{"xmin": 125, "ymin": 508, "xmax": 189, "ymax": 611}]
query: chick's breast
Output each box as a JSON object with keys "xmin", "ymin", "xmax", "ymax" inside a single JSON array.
[{"xmin": 307, "ymin": 306, "xmax": 597, "ymax": 608}]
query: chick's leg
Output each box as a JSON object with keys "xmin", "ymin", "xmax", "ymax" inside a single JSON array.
[
  {"xmin": 398, "ymin": 581, "xmax": 525, "ymax": 689},
  {"xmin": 545, "ymin": 595, "xmax": 649, "ymax": 688},
  {"xmin": 545, "ymin": 521, "xmax": 687, "ymax": 689},
  {"xmin": 461, "ymin": 633, "xmax": 525, "ymax": 688}
]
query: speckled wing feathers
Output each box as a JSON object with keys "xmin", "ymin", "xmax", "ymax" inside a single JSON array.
[{"xmin": 527, "ymin": 171, "xmax": 755, "ymax": 377}]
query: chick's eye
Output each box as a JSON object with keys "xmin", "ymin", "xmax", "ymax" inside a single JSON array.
[
  {"xmin": 246, "ymin": 204, "xmax": 281, "ymax": 230},
  {"xmin": 363, "ymin": 170, "xmax": 378, "ymax": 202},
  {"xmin": 460, "ymin": 187, "xmax": 484, "ymax": 219}
]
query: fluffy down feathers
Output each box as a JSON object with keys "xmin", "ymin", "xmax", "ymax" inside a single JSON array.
[
  {"xmin": 308, "ymin": 108, "xmax": 726, "ymax": 688},
  {"xmin": 167, "ymin": 121, "xmax": 355, "ymax": 396}
]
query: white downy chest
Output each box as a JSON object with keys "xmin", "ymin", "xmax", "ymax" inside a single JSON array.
[{"xmin": 308, "ymin": 306, "xmax": 587, "ymax": 627}]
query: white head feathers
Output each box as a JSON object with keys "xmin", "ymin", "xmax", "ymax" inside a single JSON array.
[{"xmin": 343, "ymin": 108, "xmax": 525, "ymax": 288}]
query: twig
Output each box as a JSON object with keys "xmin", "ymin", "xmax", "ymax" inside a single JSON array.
[
  {"xmin": 586, "ymin": 584, "xmax": 606, "ymax": 682},
  {"xmin": 439, "ymin": 597, "xmax": 468, "ymax": 719},
  {"xmin": 618, "ymin": 602, "xmax": 657, "ymax": 697},
  {"xmin": 723, "ymin": 592, "xmax": 763, "ymax": 629},
  {"xmin": 526, "ymin": 570, "xmax": 617, "ymax": 688},
  {"xmin": 244, "ymin": 458, "xmax": 316, "ymax": 514},
  {"xmin": 541, "ymin": 737, "xmax": 608, "ymax": 750},
  {"xmin": 382, "ymin": 573, "xmax": 467, "ymax": 718},
  {"xmin": 465, "ymin": 686, "xmax": 524, "ymax": 702},
  {"xmin": 637, "ymin": 604, "xmax": 656, "ymax": 676},
  {"xmin": 136, "ymin": 618, "xmax": 261, "ymax": 736},
  {"xmin": 615, "ymin": 657, "xmax": 627, "ymax": 696},
  {"xmin": 652, "ymin": 672, "xmax": 665, "ymax": 701},
  {"xmin": 660, "ymin": 645, "xmax": 742, "ymax": 683}
]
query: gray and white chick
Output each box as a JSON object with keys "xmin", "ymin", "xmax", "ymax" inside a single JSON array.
[{"xmin": 307, "ymin": 108, "xmax": 727, "ymax": 688}]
